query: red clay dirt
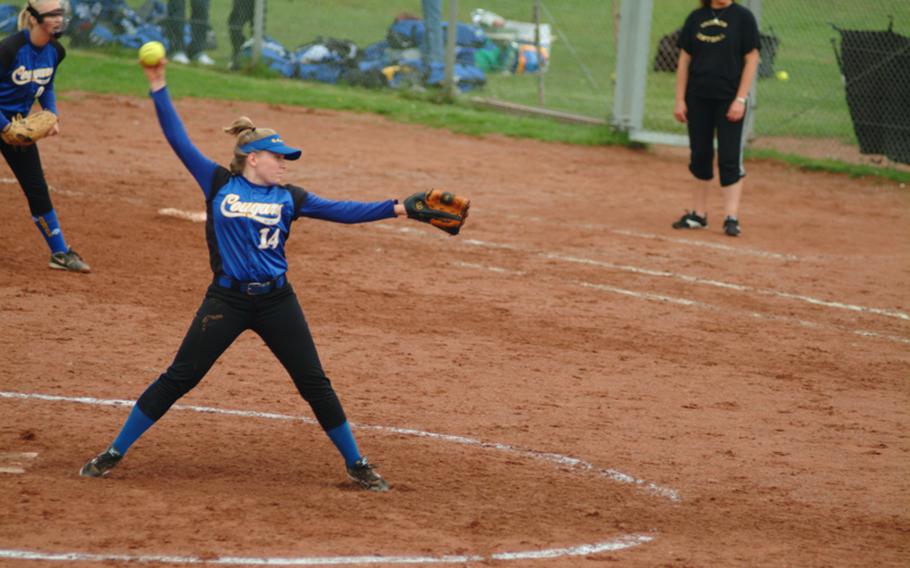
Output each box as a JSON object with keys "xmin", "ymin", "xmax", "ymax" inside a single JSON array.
[{"xmin": 0, "ymin": 91, "xmax": 908, "ymax": 567}]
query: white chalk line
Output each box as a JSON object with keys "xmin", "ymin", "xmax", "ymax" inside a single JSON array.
[
  {"xmin": 157, "ymin": 209, "xmax": 905, "ymax": 322},
  {"xmin": 579, "ymin": 281, "xmax": 910, "ymax": 345},
  {"xmin": 0, "ymin": 451, "xmax": 38, "ymax": 459},
  {"xmin": 525, "ymin": 248, "xmax": 907, "ymax": 322},
  {"xmin": 406, "ymin": 227, "xmax": 908, "ymax": 322},
  {"xmin": 0, "ymin": 392, "xmax": 665, "ymax": 566},
  {"xmin": 452, "ymin": 260, "xmax": 526, "ymax": 275},
  {"xmin": 0, "ymin": 451, "xmax": 38, "ymax": 475},
  {"xmin": 511, "ymin": 215, "xmax": 802, "ymax": 261},
  {"xmin": 159, "ymin": 207, "xmax": 208, "ymax": 223},
  {"xmin": 0, "ymin": 535, "xmax": 654, "ymax": 566},
  {"xmin": 584, "ymin": 224, "xmax": 801, "ymax": 261},
  {"xmin": 454, "ymin": 260, "xmax": 908, "ymax": 344},
  {"xmin": 0, "ymin": 391, "xmax": 680, "ymax": 502}
]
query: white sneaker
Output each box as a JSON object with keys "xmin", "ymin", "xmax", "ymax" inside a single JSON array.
[
  {"xmin": 195, "ymin": 53, "xmax": 215, "ymax": 66},
  {"xmin": 170, "ymin": 51, "xmax": 190, "ymax": 64}
]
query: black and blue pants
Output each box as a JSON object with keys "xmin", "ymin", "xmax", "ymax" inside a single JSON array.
[
  {"xmin": 137, "ymin": 281, "xmax": 347, "ymax": 431},
  {"xmin": 1, "ymin": 139, "xmax": 53, "ymax": 217}
]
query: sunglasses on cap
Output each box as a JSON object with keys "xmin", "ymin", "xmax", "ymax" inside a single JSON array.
[{"xmin": 27, "ymin": 6, "xmax": 66, "ymax": 20}]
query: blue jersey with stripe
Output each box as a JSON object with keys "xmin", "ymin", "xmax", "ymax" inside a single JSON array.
[
  {"xmin": 0, "ymin": 29, "xmax": 64, "ymax": 128},
  {"xmin": 151, "ymin": 87, "xmax": 396, "ymax": 283}
]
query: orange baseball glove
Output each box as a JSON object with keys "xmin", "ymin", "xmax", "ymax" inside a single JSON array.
[{"xmin": 404, "ymin": 189, "xmax": 471, "ymax": 235}]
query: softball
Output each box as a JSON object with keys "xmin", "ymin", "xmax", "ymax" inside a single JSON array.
[
  {"xmin": 776, "ymin": 70, "xmax": 789, "ymax": 81},
  {"xmin": 139, "ymin": 41, "xmax": 166, "ymax": 67}
]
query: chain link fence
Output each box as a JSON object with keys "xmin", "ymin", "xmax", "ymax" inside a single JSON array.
[
  {"xmin": 2, "ymin": 0, "xmax": 908, "ymax": 170},
  {"xmin": 41, "ymin": 0, "xmax": 616, "ymax": 119},
  {"xmin": 636, "ymin": 0, "xmax": 910, "ymax": 169}
]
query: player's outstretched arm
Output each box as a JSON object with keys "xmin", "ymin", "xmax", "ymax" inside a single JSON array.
[
  {"xmin": 142, "ymin": 60, "xmax": 218, "ymax": 196},
  {"xmin": 296, "ymin": 191, "xmax": 399, "ymax": 223}
]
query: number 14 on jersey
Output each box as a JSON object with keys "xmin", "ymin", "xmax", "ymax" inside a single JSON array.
[{"xmin": 258, "ymin": 228, "xmax": 280, "ymax": 250}]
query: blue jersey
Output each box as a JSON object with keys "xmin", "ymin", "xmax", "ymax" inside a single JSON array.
[
  {"xmin": 0, "ymin": 29, "xmax": 64, "ymax": 128},
  {"xmin": 151, "ymin": 87, "xmax": 396, "ymax": 283}
]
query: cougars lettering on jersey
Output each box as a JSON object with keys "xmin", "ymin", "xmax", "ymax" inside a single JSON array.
[
  {"xmin": 0, "ymin": 30, "xmax": 65, "ymax": 121},
  {"xmin": 10, "ymin": 65, "xmax": 54, "ymax": 86},
  {"xmin": 220, "ymin": 193, "xmax": 283, "ymax": 225}
]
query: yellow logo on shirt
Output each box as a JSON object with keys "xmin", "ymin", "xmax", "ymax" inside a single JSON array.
[
  {"xmin": 697, "ymin": 15, "xmax": 727, "ymax": 43},
  {"xmin": 697, "ymin": 32, "xmax": 726, "ymax": 43}
]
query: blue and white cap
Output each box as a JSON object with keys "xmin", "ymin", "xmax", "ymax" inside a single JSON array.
[{"xmin": 239, "ymin": 135, "xmax": 302, "ymax": 160}]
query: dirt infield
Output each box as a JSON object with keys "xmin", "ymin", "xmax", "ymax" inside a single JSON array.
[{"xmin": 0, "ymin": 92, "xmax": 908, "ymax": 567}]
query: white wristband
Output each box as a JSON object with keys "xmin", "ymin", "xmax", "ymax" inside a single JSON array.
[{"xmin": 735, "ymin": 97, "xmax": 747, "ymax": 104}]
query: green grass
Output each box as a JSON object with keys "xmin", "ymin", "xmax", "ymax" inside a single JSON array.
[
  {"xmin": 56, "ymin": 50, "xmax": 623, "ymax": 146},
  {"xmin": 26, "ymin": 0, "xmax": 910, "ymax": 183},
  {"xmin": 746, "ymin": 148, "xmax": 910, "ymax": 184},
  {"xmin": 112, "ymin": 0, "xmax": 910, "ymax": 144},
  {"xmin": 55, "ymin": 50, "xmax": 910, "ymax": 184},
  {"xmin": 124, "ymin": 0, "xmax": 615, "ymax": 119}
]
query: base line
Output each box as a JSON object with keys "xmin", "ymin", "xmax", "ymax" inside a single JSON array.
[
  {"xmin": 0, "ymin": 391, "xmax": 679, "ymax": 502},
  {"xmin": 154, "ymin": 211, "xmax": 908, "ymax": 322},
  {"xmin": 0, "ymin": 535, "xmax": 653, "ymax": 565},
  {"xmin": 0, "ymin": 391, "xmax": 661, "ymax": 565},
  {"xmin": 380, "ymin": 225, "xmax": 910, "ymax": 322}
]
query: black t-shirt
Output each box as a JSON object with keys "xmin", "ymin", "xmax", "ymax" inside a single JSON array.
[{"xmin": 678, "ymin": 3, "xmax": 760, "ymax": 99}]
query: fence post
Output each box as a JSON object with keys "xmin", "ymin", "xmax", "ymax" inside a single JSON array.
[
  {"xmin": 443, "ymin": 0, "xmax": 458, "ymax": 99},
  {"xmin": 742, "ymin": 0, "xmax": 763, "ymax": 142},
  {"xmin": 252, "ymin": 0, "xmax": 265, "ymax": 66},
  {"xmin": 612, "ymin": 0, "xmax": 653, "ymax": 131},
  {"xmin": 534, "ymin": 0, "xmax": 545, "ymax": 106}
]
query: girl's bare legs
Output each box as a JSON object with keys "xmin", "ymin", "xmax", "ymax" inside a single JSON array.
[{"xmin": 723, "ymin": 179, "xmax": 743, "ymax": 219}]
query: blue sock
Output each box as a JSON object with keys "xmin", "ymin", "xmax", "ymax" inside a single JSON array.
[
  {"xmin": 111, "ymin": 405, "xmax": 156, "ymax": 455},
  {"xmin": 326, "ymin": 421, "xmax": 361, "ymax": 467},
  {"xmin": 32, "ymin": 209, "xmax": 67, "ymax": 254}
]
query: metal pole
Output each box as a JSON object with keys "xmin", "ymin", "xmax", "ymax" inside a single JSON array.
[
  {"xmin": 612, "ymin": 0, "xmax": 653, "ymax": 132},
  {"xmin": 742, "ymin": 0, "xmax": 763, "ymax": 142},
  {"xmin": 252, "ymin": 0, "xmax": 265, "ymax": 66},
  {"xmin": 534, "ymin": 0, "xmax": 545, "ymax": 106},
  {"xmin": 609, "ymin": 0, "xmax": 620, "ymax": 117},
  {"xmin": 443, "ymin": 0, "xmax": 458, "ymax": 99},
  {"xmin": 611, "ymin": 0, "xmax": 619, "ymax": 58}
]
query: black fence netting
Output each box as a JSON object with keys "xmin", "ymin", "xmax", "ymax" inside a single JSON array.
[{"xmin": 834, "ymin": 22, "xmax": 910, "ymax": 164}]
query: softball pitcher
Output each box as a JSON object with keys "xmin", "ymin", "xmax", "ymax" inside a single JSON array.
[
  {"xmin": 0, "ymin": 0, "xmax": 89, "ymax": 271},
  {"xmin": 79, "ymin": 58, "xmax": 468, "ymax": 491}
]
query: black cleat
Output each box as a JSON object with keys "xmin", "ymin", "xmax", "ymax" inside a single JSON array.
[
  {"xmin": 723, "ymin": 216, "xmax": 741, "ymax": 237},
  {"xmin": 49, "ymin": 248, "xmax": 91, "ymax": 272},
  {"xmin": 346, "ymin": 457, "xmax": 389, "ymax": 492},
  {"xmin": 671, "ymin": 210, "xmax": 708, "ymax": 230},
  {"xmin": 79, "ymin": 446, "xmax": 123, "ymax": 478}
]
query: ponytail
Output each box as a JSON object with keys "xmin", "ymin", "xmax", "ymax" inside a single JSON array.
[
  {"xmin": 223, "ymin": 116, "xmax": 279, "ymax": 175},
  {"xmin": 17, "ymin": 0, "xmax": 36, "ymax": 30}
]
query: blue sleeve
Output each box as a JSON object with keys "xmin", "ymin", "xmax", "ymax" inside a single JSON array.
[
  {"xmin": 150, "ymin": 86, "xmax": 219, "ymax": 197},
  {"xmin": 38, "ymin": 80, "xmax": 57, "ymax": 115},
  {"xmin": 299, "ymin": 192, "xmax": 397, "ymax": 223}
]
